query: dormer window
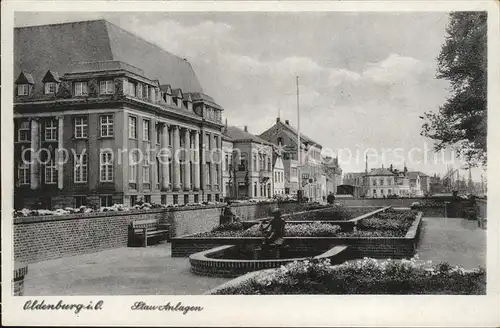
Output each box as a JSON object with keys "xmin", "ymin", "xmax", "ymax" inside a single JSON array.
[
  {"xmin": 126, "ymin": 80, "xmax": 136, "ymax": 97},
  {"xmin": 15, "ymin": 71, "xmax": 35, "ymax": 96},
  {"xmin": 17, "ymin": 84, "xmax": 30, "ymax": 96},
  {"xmin": 177, "ymin": 97, "xmax": 182, "ymax": 108},
  {"xmin": 74, "ymin": 81, "xmax": 88, "ymax": 96},
  {"xmin": 42, "ymin": 70, "xmax": 60, "ymax": 95},
  {"xmin": 44, "ymin": 82, "xmax": 58, "ymax": 94},
  {"xmin": 99, "ymin": 80, "xmax": 115, "ymax": 94}
]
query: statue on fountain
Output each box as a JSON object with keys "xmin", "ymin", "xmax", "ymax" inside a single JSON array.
[{"xmin": 259, "ymin": 208, "xmax": 286, "ymax": 251}]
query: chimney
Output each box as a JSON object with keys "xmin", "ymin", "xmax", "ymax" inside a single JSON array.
[
  {"xmin": 285, "ymin": 120, "xmax": 290, "ymax": 125},
  {"xmin": 276, "ymin": 117, "xmax": 280, "ymax": 123},
  {"xmin": 244, "ymin": 126, "xmax": 248, "ymax": 132}
]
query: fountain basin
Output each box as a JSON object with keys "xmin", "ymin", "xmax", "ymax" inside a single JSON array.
[{"xmin": 189, "ymin": 244, "xmax": 350, "ymax": 278}]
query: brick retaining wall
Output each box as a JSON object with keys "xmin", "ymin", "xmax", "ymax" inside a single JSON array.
[{"xmin": 13, "ymin": 201, "xmax": 300, "ymax": 264}]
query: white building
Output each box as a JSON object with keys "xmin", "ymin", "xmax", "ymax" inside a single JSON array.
[{"xmin": 273, "ymin": 154, "xmax": 285, "ymax": 196}]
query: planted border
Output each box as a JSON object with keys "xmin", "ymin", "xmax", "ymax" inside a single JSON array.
[{"xmin": 171, "ymin": 209, "xmax": 422, "ymax": 259}]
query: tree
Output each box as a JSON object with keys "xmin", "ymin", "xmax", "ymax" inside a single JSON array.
[{"xmin": 420, "ymin": 12, "xmax": 487, "ymax": 166}]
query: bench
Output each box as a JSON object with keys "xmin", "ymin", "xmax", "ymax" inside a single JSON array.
[{"xmin": 129, "ymin": 219, "xmax": 170, "ymax": 247}]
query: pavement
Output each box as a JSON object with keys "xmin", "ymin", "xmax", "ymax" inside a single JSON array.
[
  {"xmin": 416, "ymin": 217, "xmax": 486, "ymax": 269},
  {"xmin": 22, "ymin": 216, "xmax": 486, "ymax": 295},
  {"xmin": 23, "ymin": 243, "xmax": 231, "ymax": 295}
]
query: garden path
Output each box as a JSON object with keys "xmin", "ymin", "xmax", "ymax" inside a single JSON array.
[{"xmin": 416, "ymin": 217, "xmax": 486, "ymax": 269}]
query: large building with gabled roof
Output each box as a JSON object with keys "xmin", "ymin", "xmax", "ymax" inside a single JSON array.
[
  {"xmin": 13, "ymin": 19, "xmax": 225, "ymax": 209},
  {"xmin": 259, "ymin": 117, "xmax": 325, "ymax": 202}
]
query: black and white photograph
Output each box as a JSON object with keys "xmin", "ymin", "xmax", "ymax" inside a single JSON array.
[{"xmin": 2, "ymin": 1, "xmax": 499, "ymax": 327}]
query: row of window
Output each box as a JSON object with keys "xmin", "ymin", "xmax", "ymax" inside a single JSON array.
[
  {"xmin": 371, "ymin": 178, "xmax": 394, "ymax": 186},
  {"xmin": 16, "ymin": 79, "xmax": 196, "ymax": 112},
  {"xmin": 253, "ymin": 181, "xmax": 272, "ymax": 198},
  {"xmin": 17, "ymin": 151, "xmax": 113, "ymax": 185},
  {"xmin": 274, "ymin": 170, "xmax": 284, "ymax": 184},
  {"xmin": 16, "ymin": 115, "xmax": 114, "ymax": 142}
]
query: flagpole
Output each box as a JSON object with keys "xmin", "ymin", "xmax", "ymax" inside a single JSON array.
[{"xmin": 296, "ymin": 76, "xmax": 302, "ymax": 200}]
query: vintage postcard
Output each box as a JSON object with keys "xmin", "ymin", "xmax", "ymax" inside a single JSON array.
[{"xmin": 2, "ymin": 0, "xmax": 499, "ymax": 326}]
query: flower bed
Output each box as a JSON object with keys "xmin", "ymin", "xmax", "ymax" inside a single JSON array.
[
  {"xmin": 287, "ymin": 205, "xmax": 377, "ymax": 221},
  {"xmin": 209, "ymin": 256, "xmax": 486, "ymax": 295},
  {"xmin": 194, "ymin": 208, "xmax": 416, "ymax": 238},
  {"xmin": 354, "ymin": 210, "xmax": 416, "ymax": 237},
  {"xmin": 196, "ymin": 222, "xmax": 341, "ymax": 238}
]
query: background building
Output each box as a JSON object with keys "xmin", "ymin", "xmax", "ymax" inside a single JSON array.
[
  {"xmin": 259, "ymin": 117, "xmax": 325, "ymax": 202},
  {"xmin": 272, "ymin": 152, "xmax": 286, "ymax": 196},
  {"xmin": 222, "ymin": 125, "xmax": 273, "ymax": 199},
  {"xmin": 14, "ymin": 20, "xmax": 224, "ymax": 209}
]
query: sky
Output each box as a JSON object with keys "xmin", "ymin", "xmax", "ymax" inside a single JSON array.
[{"xmin": 14, "ymin": 11, "xmax": 486, "ymax": 182}]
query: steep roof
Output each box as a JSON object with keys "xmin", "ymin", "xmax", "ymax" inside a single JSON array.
[
  {"xmin": 226, "ymin": 126, "xmax": 272, "ymax": 145},
  {"xmin": 259, "ymin": 119, "xmax": 322, "ymax": 149},
  {"xmin": 367, "ymin": 168, "xmax": 395, "ymax": 176},
  {"xmin": 14, "ymin": 19, "xmax": 203, "ymax": 93},
  {"xmin": 407, "ymin": 171, "xmax": 428, "ymax": 179}
]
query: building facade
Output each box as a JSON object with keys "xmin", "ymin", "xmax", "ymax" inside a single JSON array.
[
  {"xmin": 222, "ymin": 125, "xmax": 273, "ymax": 199},
  {"xmin": 259, "ymin": 117, "xmax": 325, "ymax": 202},
  {"xmin": 272, "ymin": 153, "xmax": 286, "ymax": 196},
  {"xmin": 14, "ymin": 20, "xmax": 225, "ymax": 209}
]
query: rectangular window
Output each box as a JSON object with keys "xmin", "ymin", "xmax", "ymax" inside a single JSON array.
[
  {"xmin": 74, "ymin": 153, "xmax": 88, "ymax": 183},
  {"xmin": 100, "ymin": 151, "xmax": 113, "ymax": 182},
  {"xmin": 74, "ymin": 196, "xmax": 87, "ymax": 207},
  {"xmin": 215, "ymin": 194, "xmax": 219, "ymax": 202},
  {"xmin": 144, "ymin": 85, "xmax": 149, "ymax": 100},
  {"xmin": 100, "ymin": 115, "xmax": 114, "ymax": 137},
  {"xmin": 173, "ymin": 194, "xmax": 178, "ymax": 205},
  {"xmin": 207, "ymin": 194, "xmax": 212, "ymax": 202},
  {"xmin": 129, "ymin": 152, "xmax": 138, "ymax": 183},
  {"xmin": 205, "ymin": 163, "xmax": 211, "ymax": 186},
  {"xmin": 161, "ymin": 194, "xmax": 167, "ymax": 205},
  {"xmin": 253, "ymin": 155, "xmax": 257, "ymax": 171},
  {"xmin": 156, "ymin": 125, "xmax": 161, "ymax": 144},
  {"xmin": 127, "ymin": 81, "xmax": 136, "ymax": 97},
  {"xmin": 184, "ymin": 194, "xmax": 189, "ymax": 204},
  {"xmin": 100, "ymin": 195, "xmax": 113, "ymax": 207},
  {"xmin": 128, "ymin": 116, "xmax": 137, "ymax": 139},
  {"xmin": 144, "ymin": 195, "xmax": 151, "ymax": 204},
  {"xmin": 225, "ymin": 155, "xmax": 229, "ymax": 172},
  {"xmin": 18, "ymin": 121, "xmax": 30, "ymax": 142},
  {"xmin": 215, "ymin": 165, "xmax": 220, "ymax": 186},
  {"xmin": 74, "ymin": 117, "xmax": 88, "ymax": 138},
  {"xmin": 74, "ymin": 81, "xmax": 88, "ymax": 96},
  {"xmin": 143, "ymin": 119, "xmax": 150, "ymax": 141},
  {"xmin": 99, "ymin": 80, "xmax": 115, "ymax": 94},
  {"xmin": 45, "ymin": 82, "xmax": 57, "ymax": 94},
  {"xmin": 45, "ymin": 160, "xmax": 57, "ymax": 184},
  {"xmin": 143, "ymin": 158, "xmax": 150, "ymax": 183},
  {"xmin": 17, "ymin": 84, "xmax": 29, "ymax": 96},
  {"xmin": 44, "ymin": 119, "xmax": 57, "ymax": 141},
  {"xmin": 18, "ymin": 162, "xmax": 30, "ymax": 185}
]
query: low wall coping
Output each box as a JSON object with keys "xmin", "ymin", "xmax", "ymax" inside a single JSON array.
[
  {"xmin": 13, "ymin": 201, "xmax": 301, "ymax": 225},
  {"xmin": 405, "ymin": 212, "xmax": 423, "ymax": 239}
]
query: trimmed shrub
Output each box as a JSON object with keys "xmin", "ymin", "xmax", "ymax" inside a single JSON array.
[{"xmin": 211, "ymin": 257, "xmax": 486, "ymax": 295}]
